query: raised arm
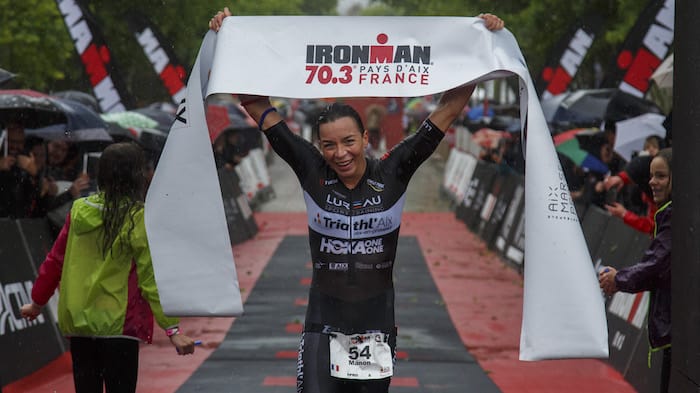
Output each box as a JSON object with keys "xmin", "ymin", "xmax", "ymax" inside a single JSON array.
[
  {"xmin": 427, "ymin": 13, "xmax": 504, "ymax": 133},
  {"xmin": 209, "ymin": 8, "xmax": 282, "ymax": 131},
  {"xmin": 209, "ymin": 9, "xmax": 503, "ymax": 133}
]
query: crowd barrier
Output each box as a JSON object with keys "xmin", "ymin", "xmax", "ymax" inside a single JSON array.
[
  {"xmin": 0, "ymin": 149, "xmax": 271, "ymax": 385},
  {"xmin": 235, "ymin": 147, "xmax": 275, "ymax": 209},
  {"xmin": 443, "ymin": 147, "xmax": 663, "ymax": 393},
  {"xmin": 0, "ymin": 219, "xmax": 65, "ymax": 386}
]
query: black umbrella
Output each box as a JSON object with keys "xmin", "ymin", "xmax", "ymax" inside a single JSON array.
[
  {"xmin": 541, "ymin": 89, "xmax": 612, "ymax": 132},
  {"xmin": 23, "ymin": 97, "xmax": 111, "ymax": 142},
  {"xmin": 603, "ymin": 90, "xmax": 663, "ymax": 126},
  {"xmin": 132, "ymin": 105, "xmax": 176, "ymax": 132},
  {"xmin": 0, "ymin": 68, "xmax": 15, "ymax": 87},
  {"xmin": 0, "ymin": 89, "xmax": 66, "ymax": 129},
  {"xmin": 53, "ymin": 90, "xmax": 101, "ymax": 113}
]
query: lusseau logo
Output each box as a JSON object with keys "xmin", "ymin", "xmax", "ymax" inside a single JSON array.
[{"xmin": 304, "ymin": 34, "xmax": 432, "ymax": 86}]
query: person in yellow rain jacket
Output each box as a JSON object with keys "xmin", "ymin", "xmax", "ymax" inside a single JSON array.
[{"xmin": 21, "ymin": 142, "xmax": 195, "ymax": 393}]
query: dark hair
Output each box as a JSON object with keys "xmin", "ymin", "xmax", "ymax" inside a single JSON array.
[
  {"xmin": 655, "ymin": 147, "xmax": 672, "ymax": 171},
  {"xmin": 644, "ymin": 134, "xmax": 664, "ymax": 150},
  {"xmin": 312, "ymin": 103, "xmax": 365, "ymax": 141},
  {"xmin": 97, "ymin": 142, "xmax": 147, "ymax": 257}
]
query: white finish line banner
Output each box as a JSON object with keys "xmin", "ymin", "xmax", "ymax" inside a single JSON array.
[{"xmin": 148, "ymin": 16, "xmax": 608, "ymax": 361}]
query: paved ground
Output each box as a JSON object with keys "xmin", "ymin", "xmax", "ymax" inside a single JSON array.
[{"xmin": 3, "ymin": 143, "xmax": 638, "ymax": 393}]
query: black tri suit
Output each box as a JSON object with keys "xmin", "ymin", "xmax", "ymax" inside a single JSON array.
[{"xmin": 264, "ymin": 118, "xmax": 444, "ymax": 393}]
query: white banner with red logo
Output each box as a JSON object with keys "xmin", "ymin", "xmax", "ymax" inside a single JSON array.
[
  {"xmin": 146, "ymin": 30, "xmax": 243, "ymax": 317},
  {"xmin": 147, "ymin": 16, "xmax": 608, "ymax": 360}
]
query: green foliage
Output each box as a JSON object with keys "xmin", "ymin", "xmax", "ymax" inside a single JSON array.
[
  {"xmin": 0, "ymin": 0, "xmax": 75, "ymax": 91},
  {"xmin": 375, "ymin": 0, "xmax": 653, "ymax": 90},
  {"xmin": 0, "ymin": 0, "xmax": 338, "ymax": 105},
  {"xmin": 0, "ymin": 0, "xmax": 662, "ymax": 105}
]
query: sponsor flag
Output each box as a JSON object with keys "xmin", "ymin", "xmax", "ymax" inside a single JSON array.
[
  {"xmin": 53, "ymin": 0, "xmax": 134, "ymax": 112},
  {"xmin": 148, "ymin": 16, "xmax": 608, "ymax": 359},
  {"xmin": 126, "ymin": 12, "xmax": 188, "ymax": 105},
  {"xmin": 145, "ymin": 30, "xmax": 243, "ymax": 317},
  {"xmin": 536, "ymin": 15, "xmax": 604, "ymax": 99},
  {"xmin": 602, "ymin": 0, "xmax": 674, "ymax": 97}
]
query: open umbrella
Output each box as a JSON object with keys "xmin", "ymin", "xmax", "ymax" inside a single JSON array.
[
  {"xmin": 603, "ymin": 90, "xmax": 662, "ymax": 126},
  {"xmin": 53, "ymin": 90, "xmax": 101, "ymax": 113},
  {"xmin": 542, "ymin": 88, "xmax": 662, "ymax": 133},
  {"xmin": 0, "ymin": 89, "xmax": 66, "ymax": 128},
  {"xmin": 553, "ymin": 128, "xmax": 609, "ymax": 174},
  {"xmin": 103, "ymin": 118, "xmax": 167, "ymax": 152},
  {"xmin": 542, "ymin": 89, "xmax": 610, "ymax": 131},
  {"xmin": 614, "ymin": 113, "xmax": 666, "ymax": 162},
  {"xmin": 0, "ymin": 68, "xmax": 16, "ymax": 87},
  {"xmin": 132, "ymin": 105, "xmax": 176, "ymax": 132},
  {"xmin": 651, "ymin": 54, "xmax": 673, "ymax": 90},
  {"xmin": 13, "ymin": 94, "xmax": 112, "ymax": 142},
  {"xmin": 101, "ymin": 111, "xmax": 159, "ymax": 130}
]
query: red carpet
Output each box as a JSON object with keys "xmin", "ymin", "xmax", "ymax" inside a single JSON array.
[{"xmin": 4, "ymin": 212, "xmax": 636, "ymax": 393}]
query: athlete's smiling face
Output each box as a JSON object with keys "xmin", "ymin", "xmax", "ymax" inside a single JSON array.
[{"xmin": 318, "ymin": 116, "xmax": 368, "ymax": 189}]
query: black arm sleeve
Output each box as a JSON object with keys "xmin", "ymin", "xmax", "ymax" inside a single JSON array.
[
  {"xmin": 264, "ymin": 120, "xmax": 324, "ymax": 185},
  {"xmin": 380, "ymin": 119, "xmax": 445, "ymax": 185}
]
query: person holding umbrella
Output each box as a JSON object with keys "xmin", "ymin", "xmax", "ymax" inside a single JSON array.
[{"xmin": 0, "ymin": 121, "xmax": 43, "ymax": 218}]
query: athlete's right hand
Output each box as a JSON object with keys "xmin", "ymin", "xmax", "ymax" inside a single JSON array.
[{"xmin": 209, "ymin": 7, "xmax": 232, "ymax": 32}]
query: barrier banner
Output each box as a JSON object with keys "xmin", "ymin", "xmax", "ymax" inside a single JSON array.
[
  {"xmin": 218, "ymin": 168, "xmax": 256, "ymax": 245},
  {"xmin": 495, "ymin": 184, "xmax": 526, "ymax": 269},
  {"xmin": 0, "ymin": 220, "xmax": 64, "ymax": 384},
  {"xmin": 152, "ymin": 16, "xmax": 608, "ymax": 359},
  {"xmin": 590, "ymin": 219, "xmax": 652, "ymax": 383},
  {"xmin": 457, "ymin": 161, "xmax": 498, "ymax": 231},
  {"xmin": 620, "ymin": 324, "xmax": 663, "ymax": 393},
  {"xmin": 580, "ymin": 205, "xmax": 611, "ymax": 257},
  {"xmin": 478, "ymin": 172, "xmax": 520, "ymax": 247},
  {"xmin": 145, "ymin": 30, "xmax": 243, "ymax": 317},
  {"xmin": 453, "ymin": 153, "xmax": 479, "ymax": 203},
  {"xmin": 444, "ymin": 150, "xmax": 478, "ymax": 203},
  {"xmin": 15, "ymin": 219, "xmax": 63, "ymax": 326}
]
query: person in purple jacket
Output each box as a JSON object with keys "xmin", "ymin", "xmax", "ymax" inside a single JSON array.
[{"xmin": 599, "ymin": 147, "xmax": 672, "ymax": 393}]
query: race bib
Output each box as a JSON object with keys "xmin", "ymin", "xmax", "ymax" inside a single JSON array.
[{"xmin": 329, "ymin": 331, "xmax": 393, "ymax": 380}]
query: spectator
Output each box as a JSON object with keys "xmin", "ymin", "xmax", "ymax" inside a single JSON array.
[
  {"xmin": 47, "ymin": 140, "xmax": 81, "ymax": 181},
  {"xmin": 0, "ymin": 121, "xmax": 42, "ymax": 218},
  {"xmin": 638, "ymin": 134, "xmax": 663, "ymax": 158},
  {"xmin": 604, "ymin": 146, "xmax": 660, "ymax": 235},
  {"xmin": 574, "ymin": 131, "xmax": 614, "ymax": 209},
  {"xmin": 599, "ymin": 147, "xmax": 673, "ymax": 393}
]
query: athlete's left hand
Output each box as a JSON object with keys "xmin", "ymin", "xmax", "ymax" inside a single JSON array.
[{"xmin": 478, "ymin": 13, "xmax": 505, "ymax": 31}]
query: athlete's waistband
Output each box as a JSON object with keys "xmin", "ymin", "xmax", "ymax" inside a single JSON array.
[
  {"xmin": 304, "ymin": 323, "xmax": 396, "ymax": 336},
  {"xmin": 313, "ymin": 260, "xmax": 393, "ymax": 271}
]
